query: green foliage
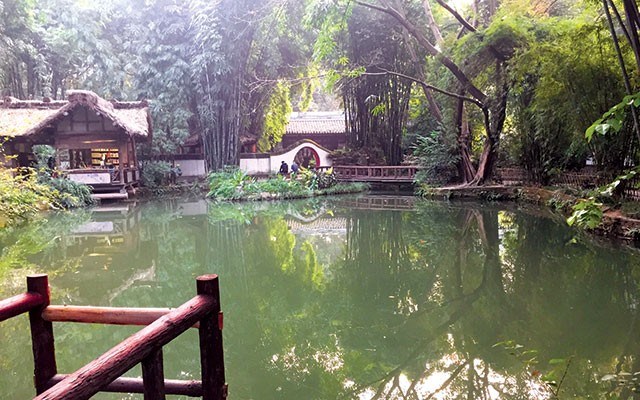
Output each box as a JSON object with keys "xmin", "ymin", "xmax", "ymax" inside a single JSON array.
[
  {"xmin": 258, "ymin": 82, "xmax": 293, "ymax": 152},
  {"xmin": 32, "ymin": 145, "xmax": 94, "ymax": 208},
  {"xmin": 0, "ymin": 145, "xmax": 92, "ymax": 227},
  {"xmin": 141, "ymin": 161, "xmax": 172, "ymax": 189},
  {"xmin": 0, "ymin": 170, "xmax": 54, "ymax": 228},
  {"xmin": 567, "ymin": 198, "xmax": 604, "ymax": 229},
  {"xmin": 585, "ymin": 92, "xmax": 640, "ymax": 142},
  {"xmin": 505, "ymin": 11, "xmax": 626, "ymax": 178},
  {"xmin": 208, "ymin": 169, "xmax": 254, "ymax": 200},
  {"xmin": 207, "ymin": 167, "xmax": 360, "ymax": 201},
  {"xmin": 412, "ymin": 130, "xmax": 460, "ymax": 185},
  {"xmin": 295, "ymin": 167, "xmax": 337, "ymax": 191},
  {"xmin": 40, "ymin": 175, "xmax": 94, "ymax": 209}
]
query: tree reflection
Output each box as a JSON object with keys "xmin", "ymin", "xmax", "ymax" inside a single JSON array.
[{"xmin": 3, "ymin": 198, "xmax": 640, "ymax": 398}]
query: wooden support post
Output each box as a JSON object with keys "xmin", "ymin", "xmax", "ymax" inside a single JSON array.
[
  {"xmin": 142, "ymin": 348, "xmax": 166, "ymax": 399},
  {"xmin": 197, "ymin": 275, "xmax": 227, "ymax": 400},
  {"xmin": 27, "ymin": 274, "xmax": 57, "ymax": 394},
  {"xmin": 36, "ymin": 294, "xmax": 215, "ymax": 399}
]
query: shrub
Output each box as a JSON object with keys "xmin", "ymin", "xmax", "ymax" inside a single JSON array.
[
  {"xmin": 208, "ymin": 169, "xmax": 254, "ymax": 199},
  {"xmin": 207, "ymin": 166, "xmax": 349, "ymax": 201},
  {"xmin": 141, "ymin": 161, "xmax": 172, "ymax": 188},
  {"xmin": 0, "ymin": 145, "xmax": 93, "ymax": 227},
  {"xmin": 32, "ymin": 145, "xmax": 94, "ymax": 208},
  {"xmin": 413, "ymin": 130, "xmax": 460, "ymax": 186}
]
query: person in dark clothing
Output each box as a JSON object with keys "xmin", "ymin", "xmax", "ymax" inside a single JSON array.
[
  {"xmin": 279, "ymin": 161, "xmax": 289, "ymax": 175},
  {"xmin": 290, "ymin": 161, "xmax": 299, "ymax": 174}
]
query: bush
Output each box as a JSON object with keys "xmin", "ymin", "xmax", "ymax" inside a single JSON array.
[
  {"xmin": 0, "ymin": 170, "xmax": 53, "ymax": 227},
  {"xmin": 413, "ymin": 130, "xmax": 460, "ymax": 185},
  {"xmin": 207, "ymin": 166, "xmax": 348, "ymax": 201},
  {"xmin": 208, "ymin": 169, "xmax": 253, "ymax": 199},
  {"xmin": 43, "ymin": 176, "xmax": 94, "ymax": 208},
  {"xmin": 141, "ymin": 161, "xmax": 172, "ymax": 188},
  {"xmin": 32, "ymin": 145, "xmax": 94, "ymax": 208}
]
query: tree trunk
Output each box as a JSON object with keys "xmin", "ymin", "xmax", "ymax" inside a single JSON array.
[
  {"xmin": 473, "ymin": 65, "xmax": 508, "ymax": 184},
  {"xmin": 623, "ymin": 0, "xmax": 640, "ymax": 73},
  {"xmin": 456, "ymin": 97, "xmax": 476, "ymax": 182}
]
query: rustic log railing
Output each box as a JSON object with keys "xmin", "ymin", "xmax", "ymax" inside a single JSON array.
[
  {"xmin": 319, "ymin": 165, "xmax": 420, "ymax": 183},
  {"xmin": 0, "ymin": 274, "xmax": 226, "ymax": 400}
]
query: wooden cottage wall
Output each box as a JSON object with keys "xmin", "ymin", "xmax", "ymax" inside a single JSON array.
[{"xmin": 54, "ymin": 106, "xmax": 132, "ymax": 173}]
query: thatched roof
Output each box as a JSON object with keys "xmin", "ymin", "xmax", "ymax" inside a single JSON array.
[
  {"xmin": 286, "ymin": 111, "xmax": 346, "ymax": 135},
  {"xmin": 0, "ymin": 90, "xmax": 152, "ymax": 139}
]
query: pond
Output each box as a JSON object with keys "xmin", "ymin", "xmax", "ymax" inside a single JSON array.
[{"xmin": 0, "ymin": 195, "xmax": 639, "ymax": 399}]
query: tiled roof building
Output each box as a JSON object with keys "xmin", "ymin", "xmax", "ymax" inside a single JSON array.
[{"xmin": 281, "ymin": 111, "xmax": 346, "ymax": 150}]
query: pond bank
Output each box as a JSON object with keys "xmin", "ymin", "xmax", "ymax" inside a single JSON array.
[{"xmin": 421, "ymin": 185, "xmax": 640, "ymax": 244}]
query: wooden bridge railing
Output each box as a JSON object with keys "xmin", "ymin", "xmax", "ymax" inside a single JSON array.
[
  {"xmin": 0, "ymin": 274, "xmax": 227, "ymax": 400},
  {"xmin": 319, "ymin": 165, "xmax": 420, "ymax": 182}
]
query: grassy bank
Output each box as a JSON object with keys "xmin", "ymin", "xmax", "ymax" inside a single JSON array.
[
  {"xmin": 0, "ymin": 166, "xmax": 94, "ymax": 228},
  {"xmin": 207, "ymin": 169, "xmax": 369, "ymax": 201}
]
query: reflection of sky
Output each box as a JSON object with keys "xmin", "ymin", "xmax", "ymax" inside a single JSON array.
[{"xmin": 353, "ymin": 353, "xmax": 553, "ymax": 400}]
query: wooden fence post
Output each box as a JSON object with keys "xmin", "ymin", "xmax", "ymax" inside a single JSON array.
[
  {"xmin": 197, "ymin": 275, "xmax": 227, "ymax": 400},
  {"xmin": 27, "ymin": 274, "xmax": 57, "ymax": 394},
  {"xmin": 142, "ymin": 348, "xmax": 166, "ymax": 399}
]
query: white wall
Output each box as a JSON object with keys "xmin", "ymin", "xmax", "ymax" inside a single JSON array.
[
  {"xmin": 268, "ymin": 141, "xmax": 333, "ymax": 173},
  {"xmin": 239, "ymin": 140, "xmax": 333, "ymax": 175},
  {"xmin": 240, "ymin": 156, "xmax": 271, "ymax": 175},
  {"xmin": 177, "ymin": 159, "xmax": 206, "ymax": 177}
]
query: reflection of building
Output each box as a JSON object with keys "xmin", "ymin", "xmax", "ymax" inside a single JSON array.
[
  {"xmin": 69, "ymin": 204, "xmax": 141, "ymax": 243},
  {"xmin": 287, "ymin": 217, "xmax": 347, "ymax": 234},
  {"xmin": 0, "ymin": 90, "xmax": 151, "ymax": 199},
  {"xmin": 63, "ymin": 204, "xmax": 142, "ymax": 262},
  {"xmin": 55, "ymin": 203, "xmax": 155, "ymax": 304}
]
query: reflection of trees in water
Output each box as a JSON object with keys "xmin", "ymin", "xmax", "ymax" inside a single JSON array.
[
  {"xmin": 190, "ymin": 201, "xmax": 640, "ymax": 398},
  {"xmin": 5, "ymin": 199, "xmax": 640, "ymax": 398},
  {"xmin": 336, "ymin": 204, "xmax": 640, "ymax": 399}
]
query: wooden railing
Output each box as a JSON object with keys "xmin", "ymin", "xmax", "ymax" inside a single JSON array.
[
  {"xmin": 0, "ymin": 274, "xmax": 227, "ymax": 399},
  {"xmin": 65, "ymin": 167, "xmax": 139, "ymax": 185},
  {"xmin": 334, "ymin": 195, "xmax": 418, "ymax": 211},
  {"xmin": 320, "ymin": 165, "xmax": 420, "ymax": 183}
]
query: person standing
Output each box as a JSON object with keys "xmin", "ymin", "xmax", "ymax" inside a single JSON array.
[
  {"xmin": 291, "ymin": 161, "xmax": 299, "ymax": 175},
  {"xmin": 279, "ymin": 160, "xmax": 289, "ymax": 175}
]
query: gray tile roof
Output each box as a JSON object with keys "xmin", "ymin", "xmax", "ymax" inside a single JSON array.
[{"xmin": 286, "ymin": 112, "xmax": 346, "ymax": 135}]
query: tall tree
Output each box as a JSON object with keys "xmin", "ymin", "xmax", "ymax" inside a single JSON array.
[
  {"xmin": 341, "ymin": 6, "xmax": 417, "ymax": 165},
  {"xmin": 313, "ymin": 0, "xmax": 514, "ymax": 184}
]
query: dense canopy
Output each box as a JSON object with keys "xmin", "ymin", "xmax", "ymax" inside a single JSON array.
[{"xmin": 1, "ymin": 0, "xmax": 639, "ymax": 184}]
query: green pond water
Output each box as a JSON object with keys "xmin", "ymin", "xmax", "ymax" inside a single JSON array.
[{"xmin": 1, "ymin": 195, "xmax": 640, "ymax": 399}]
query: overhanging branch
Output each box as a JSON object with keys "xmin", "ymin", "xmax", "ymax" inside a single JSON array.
[
  {"xmin": 363, "ymin": 68, "xmax": 485, "ymax": 109},
  {"xmin": 434, "ymin": 0, "xmax": 476, "ymax": 32},
  {"xmin": 353, "ymin": 0, "xmax": 488, "ymax": 103}
]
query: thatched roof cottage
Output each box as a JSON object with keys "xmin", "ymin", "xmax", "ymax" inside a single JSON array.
[{"xmin": 0, "ymin": 90, "xmax": 152, "ymax": 199}]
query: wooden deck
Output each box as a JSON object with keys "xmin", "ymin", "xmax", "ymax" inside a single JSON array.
[{"xmin": 323, "ymin": 165, "xmax": 420, "ymax": 183}]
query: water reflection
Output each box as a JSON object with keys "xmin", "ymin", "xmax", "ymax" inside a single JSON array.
[{"xmin": 1, "ymin": 196, "xmax": 640, "ymax": 399}]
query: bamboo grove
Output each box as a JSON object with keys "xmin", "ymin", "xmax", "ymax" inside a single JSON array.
[{"xmin": 2, "ymin": 0, "xmax": 640, "ymax": 184}]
